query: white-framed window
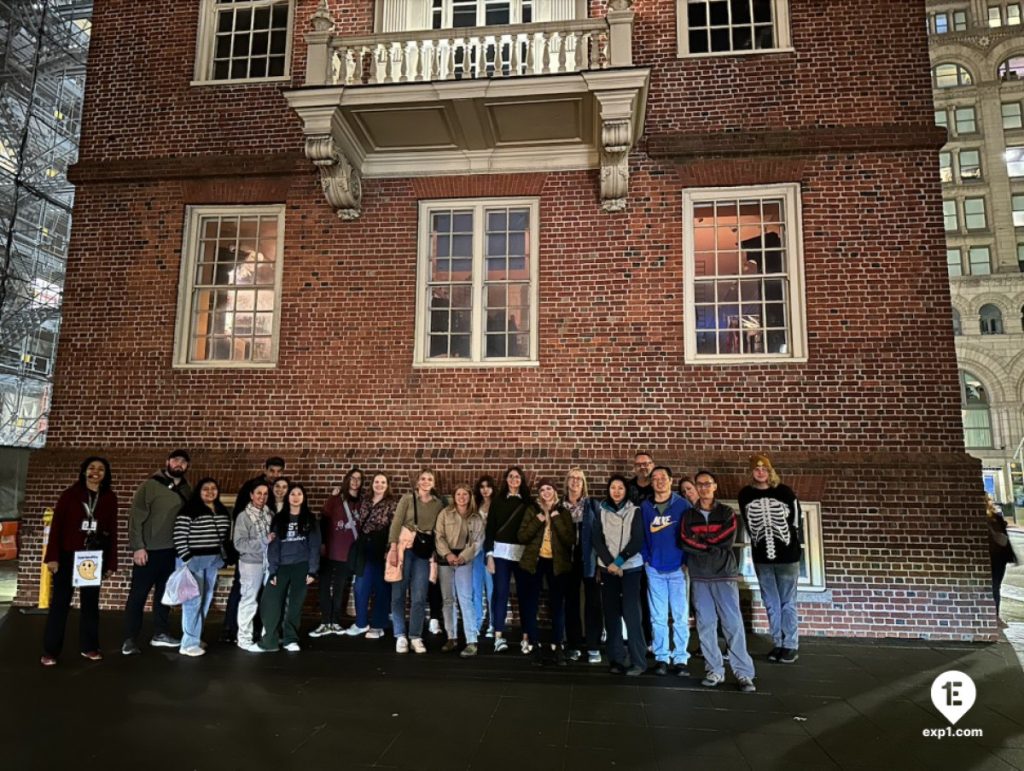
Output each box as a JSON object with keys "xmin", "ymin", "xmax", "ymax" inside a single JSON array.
[
  {"xmin": 414, "ymin": 198, "xmax": 539, "ymax": 367},
  {"xmin": 174, "ymin": 206, "xmax": 285, "ymax": 367},
  {"xmin": 683, "ymin": 184, "xmax": 807, "ymax": 364},
  {"xmin": 431, "ymin": 0, "xmax": 535, "ymax": 28},
  {"xmin": 933, "ymin": 63, "xmax": 973, "ymax": 88},
  {"xmin": 677, "ymin": 0, "xmax": 792, "ymax": 57},
  {"xmin": 964, "ymin": 197, "xmax": 987, "ymax": 230},
  {"xmin": 1006, "ymin": 147, "xmax": 1024, "ymax": 177},
  {"xmin": 733, "ymin": 500, "xmax": 826, "ymax": 593},
  {"xmin": 961, "ymin": 370, "xmax": 993, "ymax": 448},
  {"xmin": 959, "ymin": 148, "xmax": 982, "ymax": 179},
  {"xmin": 1003, "ymin": 102, "xmax": 1023, "ymax": 129},
  {"xmin": 193, "ymin": 0, "xmax": 293, "ymax": 84},
  {"xmin": 947, "ymin": 248, "xmax": 963, "ymax": 277},
  {"xmin": 954, "ymin": 106, "xmax": 977, "ymax": 134},
  {"xmin": 1013, "ymin": 194, "xmax": 1024, "ymax": 225},
  {"xmin": 943, "ymin": 199, "xmax": 959, "ymax": 232}
]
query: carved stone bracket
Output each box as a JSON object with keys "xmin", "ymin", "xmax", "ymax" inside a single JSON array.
[
  {"xmin": 595, "ymin": 90, "xmax": 638, "ymax": 213},
  {"xmin": 305, "ymin": 135, "xmax": 362, "ymax": 220}
]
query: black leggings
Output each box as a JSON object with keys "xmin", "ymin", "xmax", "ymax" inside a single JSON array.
[{"xmin": 43, "ymin": 552, "xmax": 100, "ymax": 657}]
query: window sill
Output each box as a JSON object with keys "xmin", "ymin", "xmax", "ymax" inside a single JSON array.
[
  {"xmin": 172, "ymin": 361, "xmax": 278, "ymax": 370},
  {"xmin": 413, "ymin": 359, "xmax": 540, "ymax": 370},
  {"xmin": 190, "ymin": 75, "xmax": 291, "ymax": 87},
  {"xmin": 677, "ymin": 47, "xmax": 795, "ymax": 60},
  {"xmin": 684, "ymin": 353, "xmax": 808, "ymax": 366}
]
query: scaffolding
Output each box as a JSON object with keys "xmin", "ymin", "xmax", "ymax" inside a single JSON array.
[{"xmin": 0, "ymin": 0, "xmax": 90, "ymax": 447}]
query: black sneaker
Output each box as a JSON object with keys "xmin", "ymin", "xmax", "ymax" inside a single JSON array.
[
  {"xmin": 778, "ymin": 647, "xmax": 799, "ymax": 664},
  {"xmin": 151, "ymin": 633, "xmax": 181, "ymax": 648},
  {"xmin": 767, "ymin": 646, "xmax": 783, "ymax": 662},
  {"xmin": 625, "ymin": 665, "xmax": 645, "ymax": 677},
  {"xmin": 556, "ymin": 648, "xmax": 569, "ymax": 667},
  {"xmin": 673, "ymin": 663, "xmax": 690, "ymax": 677},
  {"xmin": 566, "ymin": 648, "xmax": 581, "ymax": 662},
  {"xmin": 653, "ymin": 660, "xmax": 669, "ymax": 676},
  {"xmin": 608, "ymin": 663, "xmax": 626, "ymax": 675},
  {"xmin": 121, "ymin": 639, "xmax": 141, "ymax": 656}
]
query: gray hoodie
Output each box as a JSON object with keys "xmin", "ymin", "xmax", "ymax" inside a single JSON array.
[{"xmin": 233, "ymin": 505, "xmax": 272, "ymax": 565}]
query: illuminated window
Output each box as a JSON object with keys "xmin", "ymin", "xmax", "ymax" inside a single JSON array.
[
  {"xmin": 683, "ymin": 184, "xmax": 806, "ymax": 363},
  {"xmin": 961, "ymin": 371, "xmax": 993, "ymax": 448},
  {"xmin": 174, "ymin": 206, "xmax": 284, "ymax": 366},
  {"xmin": 933, "ymin": 63, "xmax": 973, "ymax": 88}
]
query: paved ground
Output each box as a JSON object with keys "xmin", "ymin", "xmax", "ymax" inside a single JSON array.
[{"xmin": 1, "ymin": 606, "xmax": 1023, "ymax": 771}]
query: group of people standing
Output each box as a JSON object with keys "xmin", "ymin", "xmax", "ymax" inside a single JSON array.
[{"xmin": 39, "ymin": 450, "xmax": 806, "ymax": 694}]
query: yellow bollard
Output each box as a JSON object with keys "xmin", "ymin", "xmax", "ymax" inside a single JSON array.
[{"xmin": 38, "ymin": 508, "xmax": 53, "ymax": 609}]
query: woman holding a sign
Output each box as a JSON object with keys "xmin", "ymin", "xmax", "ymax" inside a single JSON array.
[{"xmin": 41, "ymin": 457, "xmax": 119, "ymax": 666}]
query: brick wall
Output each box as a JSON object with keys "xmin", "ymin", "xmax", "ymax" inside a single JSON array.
[{"xmin": 18, "ymin": 0, "xmax": 998, "ymax": 641}]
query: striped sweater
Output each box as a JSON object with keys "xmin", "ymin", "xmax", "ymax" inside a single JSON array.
[{"xmin": 174, "ymin": 504, "xmax": 232, "ymax": 562}]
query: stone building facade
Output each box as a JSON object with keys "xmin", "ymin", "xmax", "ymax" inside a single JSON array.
[
  {"xmin": 13, "ymin": 0, "xmax": 997, "ymax": 640},
  {"xmin": 929, "ymin": 0, "xmax": 1024, "ymax": 511}
]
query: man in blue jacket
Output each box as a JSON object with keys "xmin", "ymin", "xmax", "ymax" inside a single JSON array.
[{"xmin": 640, "ymin": 466, "xmax": 692, "ymax": 676}]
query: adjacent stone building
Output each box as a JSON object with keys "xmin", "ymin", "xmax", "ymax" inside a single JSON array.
[
  {"xmin": 14, "ymin": 0, "xmax": 997, "ymax": 640},
  {"xmin": 928, "ymin": 0, "xmax": 1024, "ymax": 513}
]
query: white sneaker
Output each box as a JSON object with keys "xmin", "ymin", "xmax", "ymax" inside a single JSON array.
[
  {"xmin": 329, "ymin": 624, "xmax": 345, "ymax": 635},
  {"xmin": 429, "ymin": 619, "xmax": 442, "ymax": 635},
  {"xmin": 588, "ymin": 650, "xmax": 602, "ymax": 664},
  {"xmin": 345, "ymin": 625, "xmax": 370, "ymax": 637},
  {"xmin": 521, "ymin": 639, "xmax": 534, "ymax": 655},
  {"xmin": 410, "ymin": 638, "xmax": 427, "ymax": 654},
  {"xmin": 283, "ymin": 642, "xmax": 301, "ymax": 653},
  {"xmin": 179, "ymin": 646, "xmax": 205, "ymax": 657},
  {"xmin": 308, "ymin": 624, "xmax": 332, "ymax": 638},
  {"xmin": 396, "ymin": 636, "xmax": 409, "ymax": 653},
  {"xmin": 365, "ymin": 628, "xmax": 385, "ymax": 639},
  {"xmin": 485, "ymin": 627, "xmax": 495, "ymax": 638},
  {"xmin": 244, "ymin": 643, "xmax": 270, "ymax": 654}
]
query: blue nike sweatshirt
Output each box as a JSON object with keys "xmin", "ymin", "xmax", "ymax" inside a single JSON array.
[{"xmin": 641, "ymin": 493, "xmax": 690, "ymax": 572}]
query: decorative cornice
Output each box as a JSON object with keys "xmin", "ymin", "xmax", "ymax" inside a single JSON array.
[
  {"xmin": 647, "ymin": 125, "xmax": 948, "ymax": 159},
  {"xmin": 305, "ymin": 135, "xmax": 361, "ymax": 220},
  {"xmin": 928, "ymin": 25, "xmax": 1023, "ymax": 52}
]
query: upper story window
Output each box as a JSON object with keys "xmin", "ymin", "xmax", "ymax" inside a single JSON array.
[
  {"xmin": 933, "ymin": 63, "xmax": 973, "ymax": 89},
  {"xmin": 431, "ymin": 0, "xmax": 534, "ymax": 28},
  {"xmin": 989, "ymin": 3, "xmax": 1022, "ymax": 26},
  {"xmin": 999, "ymin": 55, "xmax": 1024, "ymax": 81},
  {"xmin": 677, "ymin": 0, "xmax": 792, "ymax": 56},
  {"xmin": 952, "ymin": 308, "xmax": 962, "ymax": 335},
  {"xmin": 947, "ymin": 246, "xmax": 993, "ymax": 276},
  {"xmin": 964, "ymin": 197, "xmax": 987, "ymax": 230},
  {"xmin": 954, "ymin": 106, "xmax": 977, "ymax": 134},
  {"xmin": 943, "ymin": 200, "xmax": 959, "ymax": 232},
  {"xmin": 683, "ymin": 184, "xmax": 807, "ymax": 364},
  {"xmin": 1003, "ymin": 101, "xmax": 1023, "ymax": 129},
  {"xmin": 1006, "ymin": 146, "xmax": 1024, "ymax": 177},
  {"xmin": 959, "ymin": 148, "xmax": 982, "ymax": 179},
  {"xmin": 961, "ymin": 371, "xmax": 993, "ymax": 448},
  {"xmin": 931, "ymin": 9, "xmax": 969, "ymax": 33},
  {"xmin": 980, "ymin": 303, "xmax": 1005, "ymax": 334},
  {"xmin": 1013, "ymin": 194, "xmax": 1024, "ymax": 225},
  {"xmin": 194, "ymin": 0, "xmax": 292, "ymax": 83},
  {"xmin": 414, "ymin": 198, "xmax": 539, "ymax": 367},
  {"xmin": 174, "ymin": 206, "xmax": 284, "ymax": 367}
]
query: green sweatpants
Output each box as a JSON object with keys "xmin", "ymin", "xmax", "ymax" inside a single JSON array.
[{"xmin": 258, "ymin": 561, "xmax": 310, "ymax": 649}]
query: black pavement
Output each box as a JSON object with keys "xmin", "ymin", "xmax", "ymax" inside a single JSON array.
[{"xmin": 2, "ymin": 609, "xmax": 1024, "ymax": 770}]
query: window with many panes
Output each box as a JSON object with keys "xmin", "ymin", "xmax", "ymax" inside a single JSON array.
[
  {"xmin": 174, "ymin": 206, "xmax": 284, "ymax": 367},
  {"xmin": 194, "ymin": 0, "xmax": 292, "ymax": 83},
  {"xmin": 961, "ymin": 371, "xmax": 993, "ymax": 448},
  {"xmin": 933, "ymin": 63, "xmax": 973, "ymax": 88},
  {"xmin": 683, "ymin": 184, "xmax": 806, "ymax": 363},
  {"xmin": 964, "ymin": 197, "xmax": 987, "ymax": 230},
  {"xmin": 1003, "ymin": 102, "xmax": 1023, "ymax": 129},
  {"xmin": 430, "ymin": 0, "xmax": 534, "ymax": 27},
  {"xmin": 677, "ymin": 0, "xmax": 791, "ymax": 56},
  {"xmin": 415, "ymin": 198, "xmax": 538, "ymax": 366}
]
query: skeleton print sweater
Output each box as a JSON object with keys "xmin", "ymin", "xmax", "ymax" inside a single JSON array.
[{"xmin": 738, "ymin": 484, "xmax": 802, "ymax": 565}]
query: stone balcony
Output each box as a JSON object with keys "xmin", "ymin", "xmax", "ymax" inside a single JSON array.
[{"xmin": 284, "ymin": 0, "xmax": 649, "ymax": 219}]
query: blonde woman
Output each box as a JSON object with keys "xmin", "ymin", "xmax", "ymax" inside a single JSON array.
[
  {"xmin": 388, "ymin": 469, "xmax": 444, "ymax": 654},
  {"xmin": 563, "ymin": 467, "xmax": 602, "ymax": 664},
  {"xmin": 435, "ymin": 483, "xmax": 485, "ymax": 657}
]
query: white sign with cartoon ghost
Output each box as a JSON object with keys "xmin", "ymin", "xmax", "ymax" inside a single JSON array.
[{"xmin": 72, "ymin": 550, "xmax": 103, "ymax": 587}]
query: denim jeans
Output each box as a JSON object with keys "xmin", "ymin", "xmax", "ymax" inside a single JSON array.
[
  {"xmin": 355, "ymin": 555, "xmax": 392, "ymax": 629},
  {"xmin": 692, "ymin": 579, "xmax": 755, "ymax": 680},
  {"xmin": 645, "ymin": 565, "xmax": 690, "ymax": 665},
  {"xmin": 491, "ymin": 556, "xmax": 526, "ymax": 634},
  {"xmin": 521, "ymin": 557, "xmax": 566, "ymax": 645},
  {"xmin": 472, "ymin": 551, "xmax": 494, "ymax": 631},
  {"xmin": 391, "ymin": 551, "xmax": 430, "ymax": 639},
  {"xmin": 755, "ymin": 561, "xmax": 800, "ymax": 649},
  {"xmin": 440, "ymin": 562, "xmax": 479, "ymax": 643},
  {"xmin": 179, "ymin": 554, "xmax": 223, "ymax": 650}
]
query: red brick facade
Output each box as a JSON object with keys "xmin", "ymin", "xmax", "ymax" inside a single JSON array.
[{"xmin": 15, "ymin": 0, "xmax": 997, "ymax": 641}]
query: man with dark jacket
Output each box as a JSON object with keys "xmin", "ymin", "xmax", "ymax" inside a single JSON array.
[
  {"xmin": 122, "ymin": 449, "xmax": 192, "ymax": 655},
  {"xmin": 220, "ymin": 456, "xmax": 286, "ymax": 643},
  {"xmin": 680, "ymin": 470, "xmax": 756, "ymax": 693},
  {"xmin": 627, "ymin": 452, "xmax": 655, "ymax": 505}
]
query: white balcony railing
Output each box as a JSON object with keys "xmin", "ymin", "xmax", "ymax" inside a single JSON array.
[{"xmin": 304, "ymin": 2, "xmax": 637, "ymax": 86}]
